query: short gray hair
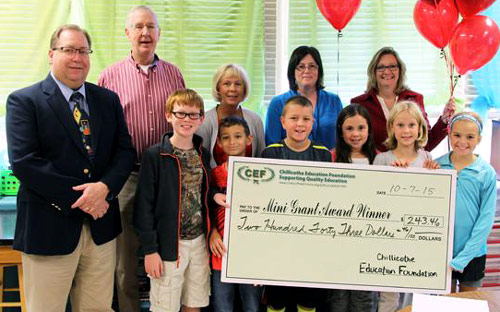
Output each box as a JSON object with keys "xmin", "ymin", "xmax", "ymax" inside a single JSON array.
[{"xmin": 126, "ymin": 5, "xmax": 159, "ymax": 29}]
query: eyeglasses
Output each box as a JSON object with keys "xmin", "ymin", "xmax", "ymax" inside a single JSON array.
[
  {"xmin": 376, "ymin": 64, "xmax": 399, "ymax": 72},
  {"xmin": 295, "ymin": 64, "xmax": 319, "ymax": 72},
  {"xmin": 52, "ymin": 47, "xmax": 93, "ymax": 56},
  {"xmin": 172, "ymin": 111, "xmax": 203, "ymax": 120}
]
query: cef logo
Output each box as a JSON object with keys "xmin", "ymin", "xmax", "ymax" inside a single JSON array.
[{"xmin": 237, "ymin": 166, "xmax": 275, "ymax": 184}]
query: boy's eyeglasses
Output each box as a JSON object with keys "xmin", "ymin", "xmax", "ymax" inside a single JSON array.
[
  {"xmin": 172, "ymin": 111, "xmax": 203, "ymax": 120},
  {"xmin": 375, "ymin": 64, "xmax": 399, "ymax": 72}
]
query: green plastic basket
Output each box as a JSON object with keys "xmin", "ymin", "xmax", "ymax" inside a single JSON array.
[{"xmin": 1, "ymin": 170, "xmax": 20, "ymax": 196}]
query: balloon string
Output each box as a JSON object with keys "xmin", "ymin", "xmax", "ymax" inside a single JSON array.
[
  {"xmin": 441, "ymin": 48, "xmax": 455, "ymax": 96},
  {"xmin": 443, "ymin": 49, "xmax": 452, "ymax": 94},
  {"xmin": 439, "ymin": 47, "xmax": 454, "ymax": 154},
  {"xmin": 447, "ymin": 51, "xmax": 458, "ymax": 97},
  {"xmin": 453, "ymin": 74, "xmax": 460, "ymax": 92},
  {"xmin": 449, "ymin": 54, "xmax": 456, "ymax": 96},
  {"xmin": 337, "ymin": 31, "xmax": 342, "ymax": 95}
]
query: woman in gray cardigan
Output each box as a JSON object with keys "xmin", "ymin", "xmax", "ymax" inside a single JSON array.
[{"xmin": 197, "ymin": 64, "xmax": 265, "ymax": 168}]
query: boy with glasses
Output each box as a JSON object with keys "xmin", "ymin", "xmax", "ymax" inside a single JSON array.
[{"xmin": 134, "ymin": 89, "xmax": 212, "ymax": 312}]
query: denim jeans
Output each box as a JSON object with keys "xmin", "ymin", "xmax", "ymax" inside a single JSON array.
[{"xmin": 211, "ymin": 270, "xmax": 262, "ymax": 312}]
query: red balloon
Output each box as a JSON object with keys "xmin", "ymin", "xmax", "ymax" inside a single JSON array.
[
  {"xmin": 413, "ymin": 0, "xmax": 459, "ymax": 49},
  {"xmin": 316, "ymin": 0, "xmax": 363, "ymax": 31},
  {"xmin": 450, "ymin": 15, "xmax": 500, "ymax": 75},
  {"xmin": 455, "ymin": 0, "xmax": 496, "ymax": 18}
]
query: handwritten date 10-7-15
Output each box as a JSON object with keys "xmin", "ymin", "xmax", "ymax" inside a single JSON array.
[{"xmin": 388, "ymin": 184, "xmax": 436, "ymax": 196}]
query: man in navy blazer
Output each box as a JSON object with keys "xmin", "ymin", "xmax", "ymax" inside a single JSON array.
[{"xmin": 6, "ymin": 24, "xmax": 135, "ymax": 311}]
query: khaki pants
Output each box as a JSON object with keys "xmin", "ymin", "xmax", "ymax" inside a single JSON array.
[
  {"xmin": 149, "ymin": 235, "xmax": 210, "ymax": 312},
  {"xmin": 22, "ymin": 223, "xmax": 116, "ymax": 312},
  {"xmin": 115, "ymin": 172, "xmax": 140, "ymax": 312}
]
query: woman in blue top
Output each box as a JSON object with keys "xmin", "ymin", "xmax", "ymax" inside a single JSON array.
[{"xmin": 265, "ymin": 46, "xmax": 343, "ymax": 149}]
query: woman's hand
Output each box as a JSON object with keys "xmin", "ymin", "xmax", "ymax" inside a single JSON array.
[
  {"xmin": 145, "ymin": 252, "xmax": 164, "ymax": 279},
  {"xmin": 441, "ymin": 97, "xmax": 457, "ymax": 123},
  {"xmin": 210, "ymin": 228, "xmax": 227, "ymax": 258},
  {"xmin": 214, "ymin": 193, "xmax": 230, "ymax": 209}
]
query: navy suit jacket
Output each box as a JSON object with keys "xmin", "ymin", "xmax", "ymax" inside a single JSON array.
[{"xmin": 6, "ymin": 74, "xmax": 135, "ymax": 255}]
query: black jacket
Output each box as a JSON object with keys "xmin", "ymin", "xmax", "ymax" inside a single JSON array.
[{"xmin": 134, "ymin": 132, "xmax": 212, "ymax": 261}]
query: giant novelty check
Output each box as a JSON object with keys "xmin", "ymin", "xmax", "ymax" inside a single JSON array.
[{"xmin": 221, "ymin": 157, "xmax": 456, "ymax": 294}]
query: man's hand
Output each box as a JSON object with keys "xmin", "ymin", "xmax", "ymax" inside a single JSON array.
[{"xmin": 71, "ymin": 182, "xmax": 110, "ymax": 219}]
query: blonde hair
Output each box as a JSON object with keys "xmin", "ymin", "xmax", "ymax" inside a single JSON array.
[
  {"xmin": 384, "ymin": 101, "xmax": 428, "ymax": 151},
  {"xmin": 366, "ymin": 47, "xmax": 408, "ymax": 94},
  {"xmin": 212, "ymin": 64, "xmax": 250, "ymax": 103},
  {"xmin": 165, "ymin": 89, "xmax": 204, "ymax": 115}
]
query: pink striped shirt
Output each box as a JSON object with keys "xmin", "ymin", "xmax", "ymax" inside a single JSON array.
[{"xmin": 98, "ymin": 54, "xmax": 185, "ymax": 160}]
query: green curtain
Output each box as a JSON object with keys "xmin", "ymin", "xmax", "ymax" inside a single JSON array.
[
  {"xmin": 84, "ymin": 0, "xmax": 265, "ymax": 113},
  {"xmin": 0, "ymin": 0, "xmax": 71, "ymax": 116}
]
